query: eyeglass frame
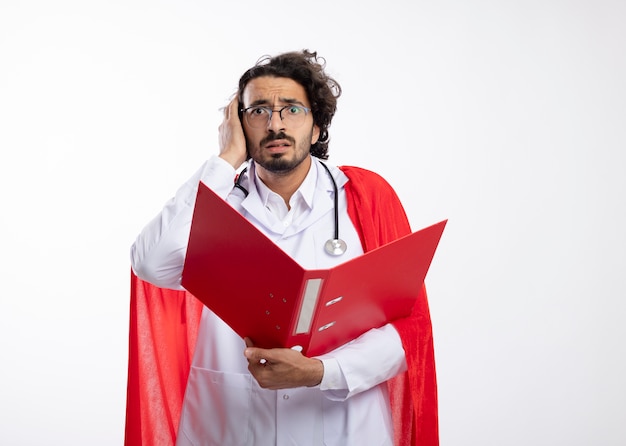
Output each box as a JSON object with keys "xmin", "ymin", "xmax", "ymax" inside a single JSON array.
[{"xmin": 239, "ymin": 104, "xmax": 312, "ymax": 128}]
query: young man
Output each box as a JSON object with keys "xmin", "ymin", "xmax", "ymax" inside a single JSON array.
[{"xmin": 126, "ymin": 50, "xmax": 438, "ymax": 446}]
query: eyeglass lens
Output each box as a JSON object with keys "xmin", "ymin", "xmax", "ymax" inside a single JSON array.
[{"xmin": 244, "ymin": 105, "xmax": 308, "ymax": 128}]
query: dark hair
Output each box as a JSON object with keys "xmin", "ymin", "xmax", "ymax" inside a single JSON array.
[{"xmin": 237, "ymin": 50, "xmax": 342, "ymax": 160}]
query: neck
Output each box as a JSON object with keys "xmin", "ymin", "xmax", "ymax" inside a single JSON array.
[{"xmin": 256, "ymin": 156, "xmax": 312, "ymax": 208}]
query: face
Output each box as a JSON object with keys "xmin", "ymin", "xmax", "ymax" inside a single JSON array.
[{"xmin": 241, "ymin": 76, "xmax": 320, "ymax": 176}]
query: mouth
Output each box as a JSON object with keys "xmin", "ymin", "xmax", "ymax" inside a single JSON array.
[{"xmin": 264, "ymin": 139, "xmax": 292, "ymax": 152}]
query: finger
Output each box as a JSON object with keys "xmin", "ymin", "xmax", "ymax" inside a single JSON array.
[
  {"xmin": 244, "ymin": 346, "xmax": 273, "ymax": 364},
  {"xmin": 230, "ymin": 96, "xmax": 239, "ymax": 110},
  {"xmin": 226, "ymin": 97, "xmax": 239, "ymax": 117},
  {"xmin": 243, "ymin": 346, "xmax": 260, "ymax": 361}
]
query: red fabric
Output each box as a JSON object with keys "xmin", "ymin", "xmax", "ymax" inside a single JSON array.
[
  {"xmin": 125, "ymin": 273, "xmax": 203, "ymax": 446},
  {"xmin": 342, "ymin": 166, "xmax": 439, "ymax": 446},
  {"xmin": 124, "ymin": 166, "xmax": 438, "ymax": 446}
]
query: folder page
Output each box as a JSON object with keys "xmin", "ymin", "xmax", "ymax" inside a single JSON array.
[
  {"xmin": 304, "ymin": 221, "xmax": 446, "ymax": 356},
  {"xmin": 181, "ymin": 181, "xmax": 313, "ymax": 350},
  {"xmin": 182, "ymin": 181, "xmax": 446, "ymax": 356}
]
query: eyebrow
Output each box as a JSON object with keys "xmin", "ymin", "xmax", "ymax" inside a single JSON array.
[{"xmin": 247, "ymin": 97, "xmax": 307, "ymax": 108}]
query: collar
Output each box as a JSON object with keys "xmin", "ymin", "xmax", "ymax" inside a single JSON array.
[
  {"xmin": 252, "ymin": 157, "xmax": 317, "ymax": 215},
  {"xmin": 240, "ymin": 157, "xmax": 347, "ymax": 235}
]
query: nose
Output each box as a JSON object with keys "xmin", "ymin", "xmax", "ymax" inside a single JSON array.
[{"xmin": 267, "ymin": 109, "xmax": 285, "ymax": 132}]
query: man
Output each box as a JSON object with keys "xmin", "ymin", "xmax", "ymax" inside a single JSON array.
[{"xmin": 126, "ymin": 50, "xmax": 438, "ymax": 446}]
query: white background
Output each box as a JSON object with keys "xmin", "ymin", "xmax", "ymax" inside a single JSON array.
[{"xmin": 1, "ymin": 1, "xmax": 625, "ymax": 445}]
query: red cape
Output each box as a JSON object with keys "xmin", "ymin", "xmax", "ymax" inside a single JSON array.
[{"xmin": 125, "ymin": 166, "xmax": 438, "ymax": 446}]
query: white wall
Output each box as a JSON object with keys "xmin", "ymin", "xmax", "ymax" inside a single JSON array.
[{"xmin": 1, "ymin": 1, "xmax": 624, "ymax": 445}]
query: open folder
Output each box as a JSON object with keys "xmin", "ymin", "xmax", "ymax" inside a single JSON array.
[{"xmin": 182, "ymin": 181, "xmax": 447, "ymax": 356}]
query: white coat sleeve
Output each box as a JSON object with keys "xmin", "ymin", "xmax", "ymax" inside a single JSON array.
[
  {"xmin": 130, "ymin": 156, "xmax": 236, "ymax": 290},
  {"xmin": 317, "ymin": 323, "xmax": 407, "ymax": 400}
]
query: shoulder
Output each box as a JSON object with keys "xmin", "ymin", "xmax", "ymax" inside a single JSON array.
[
  {"xmin": 339, "ymin": 165, "xmax": 399, "ymax": 196},
  {"xmin": 338, "ymin": 165, "xmax": 411, "ymax": 246}
]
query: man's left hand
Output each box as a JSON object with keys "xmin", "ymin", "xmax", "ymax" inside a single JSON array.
[{"xmin": 243, "ymin": 338, "xmax": 324, "ymax": 390}]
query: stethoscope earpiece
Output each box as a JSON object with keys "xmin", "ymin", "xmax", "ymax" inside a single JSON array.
[{"xmin": 235, "ymin": 160, "xmax": 348, "ymax": 257}]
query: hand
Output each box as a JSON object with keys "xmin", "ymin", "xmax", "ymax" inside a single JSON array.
[
  {"xmin": 218, "ymin": 97, "xmax": 247, "ymax": 169},
  {"xmin": 243, "ymin": 338, "xmax": 324, "ymax": 390}
]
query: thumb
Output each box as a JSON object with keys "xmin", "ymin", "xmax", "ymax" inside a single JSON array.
[
  {"xmin": 243, "ymin": 338, "xmax": 270, "ymax": 362},
  {"xmin": 244, "ymin": 346, "xmax": 271, "ymax": 362}
]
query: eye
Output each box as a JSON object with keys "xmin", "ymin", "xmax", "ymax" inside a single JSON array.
[
  {"xmin": 249, "ymin": 107, "xmax": 268, "ymax": 116},
  {"xmin": 286, "ymin": 105, "xmax": 303, "ymax": 115}
]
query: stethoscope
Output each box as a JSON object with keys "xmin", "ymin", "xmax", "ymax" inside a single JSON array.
[{"xmin": 234, "ymin": 160, "xmax": 348, "ymax": 256}]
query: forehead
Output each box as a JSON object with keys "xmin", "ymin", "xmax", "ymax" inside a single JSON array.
[{"xmin": 242, "ymin": 76, "xmax": 309, "ymax": 106}]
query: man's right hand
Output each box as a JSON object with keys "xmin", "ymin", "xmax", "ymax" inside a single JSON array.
[{"xmin": 218, "ymin": 97, "xmax": 247, "ymax": 169}]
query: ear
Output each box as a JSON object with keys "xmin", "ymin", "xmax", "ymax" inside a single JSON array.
[{"xmin": 311, "ymin": 124, "xmax": 321, "ymax": 145}]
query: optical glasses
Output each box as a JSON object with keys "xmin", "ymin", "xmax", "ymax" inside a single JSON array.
[{"xmin": 240, "ymin": 104, "xmax": 311, "ymax": 128}]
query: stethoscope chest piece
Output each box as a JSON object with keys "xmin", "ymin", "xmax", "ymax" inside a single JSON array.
[{"xmin": 325, "ymin": 238, "xmax": 347, "ymax": 256}]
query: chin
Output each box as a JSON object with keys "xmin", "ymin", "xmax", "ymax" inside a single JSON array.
[
  {"xmin": 263, "ymin": 158, "xmax": 296, "ymax": 173},
  {"xmin": 257, "ymin": 152, "xmax": 309, "ymax": 174}
]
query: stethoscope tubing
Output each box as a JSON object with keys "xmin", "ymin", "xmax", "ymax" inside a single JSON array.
[{"xmin": 233, "ymin": 160, "xmax": 346, "ymax": 256}]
